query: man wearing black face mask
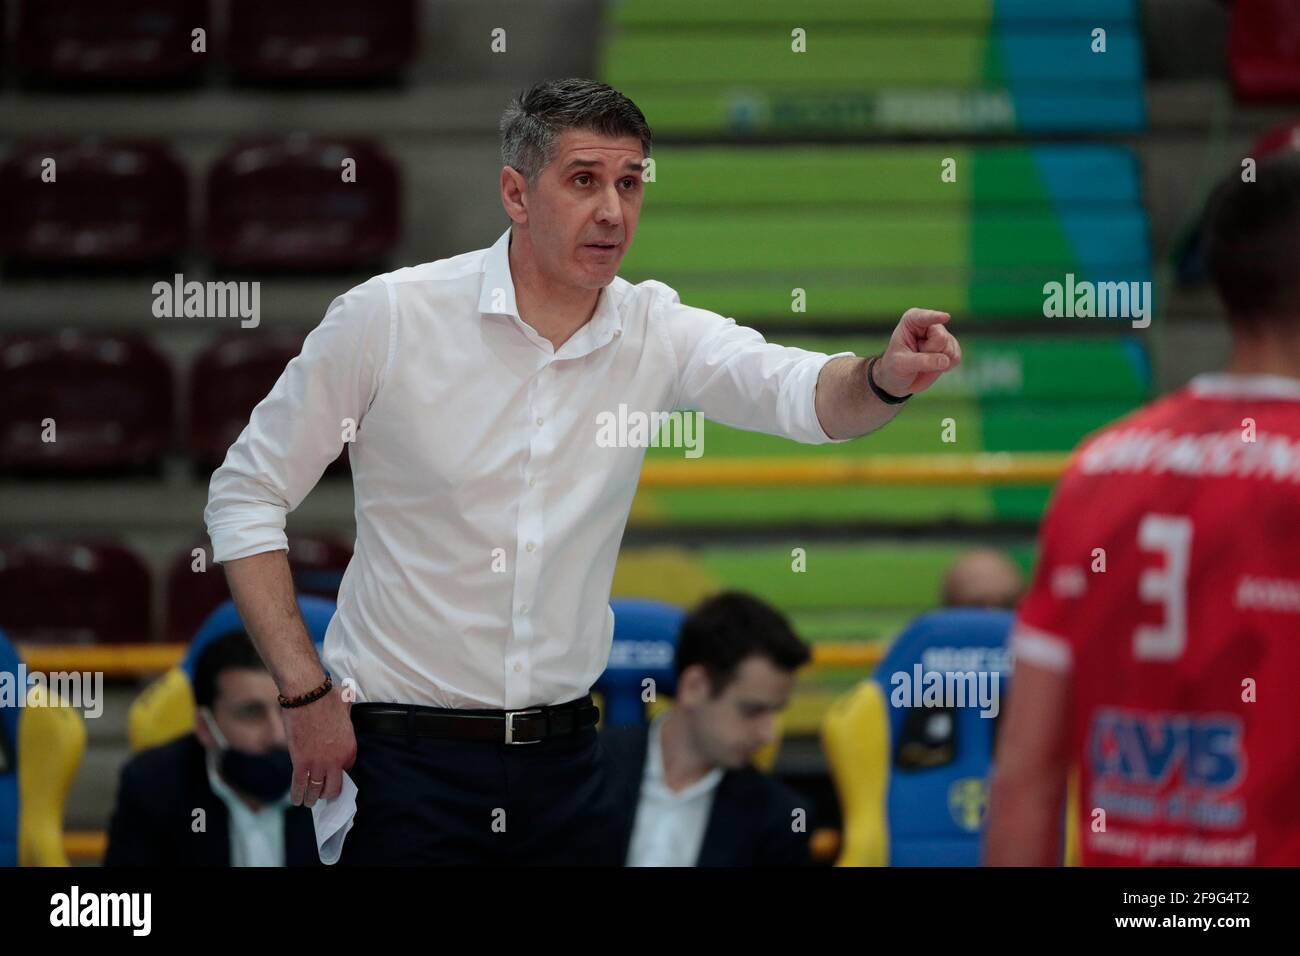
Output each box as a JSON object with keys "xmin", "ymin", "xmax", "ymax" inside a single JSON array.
[{"xmin": 105, "ymin": 630, "xmax": 321, "ymax": 866}]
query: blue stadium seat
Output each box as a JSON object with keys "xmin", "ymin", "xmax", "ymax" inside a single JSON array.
[
  {"xmin": 823, "ymin": 608, "xmax": 1014, "ymax": 866},
  {"xmin": 181, "ymin": 595, "xmax": 335, "ymax": 679},
  {"xmin": 594, "ymin": 599, "xmax": 683, "ymax": 727},
  {"xmin": 0, "ymin": 629, "xmax": 20, "ymax": 867}
]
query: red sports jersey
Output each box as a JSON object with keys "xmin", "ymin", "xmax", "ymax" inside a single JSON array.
[{"xmin": 1013, "ymin": 373, "xmax": 1300, "ymax": 866}]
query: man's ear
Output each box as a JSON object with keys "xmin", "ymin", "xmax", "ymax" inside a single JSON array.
[
  {"xmin": 675, "ymin": 664, "xmax": 712, "ymax": 707},
  {"xmin": 500, "ymin": 166, "xmax": 529, "ymax": 225},
  {"xmin": 194, "ymin": 706, "xmax": 216, "ymax": 749}
]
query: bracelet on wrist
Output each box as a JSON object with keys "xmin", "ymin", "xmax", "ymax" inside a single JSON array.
[
  {"xmin": 278, "ymin": 676, "xmax": 333, "ymax": 709},
  {"xmin": 867, "ymin": 355, "xmax": 912, "ymax": 405}
]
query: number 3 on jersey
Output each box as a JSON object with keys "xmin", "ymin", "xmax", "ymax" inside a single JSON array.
[{"xmin": 1134, "ymin": 514, "xmax": 1193, "ymax": 661}]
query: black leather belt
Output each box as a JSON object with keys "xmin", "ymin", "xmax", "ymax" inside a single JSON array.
[{"xmin": 351, "ymin": 696, "xmax": 600, "ymax": 745}]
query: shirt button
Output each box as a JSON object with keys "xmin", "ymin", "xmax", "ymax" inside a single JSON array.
[
  {"xmin": 536, "ymin": 416, "xmax": 544, "ymax": 426},
  {"xmin": 528, "ymin": 477, "xmax": 537, "ymax": 488},
  {"xmin": 613, "ymin": 329, "xmax": 622, "ymax": 337},
  {"xmin": 513, "ymin": 662, "xmax": 523, "ymax": 673},
  {"xmin": 526, "ymin": 542, "xmax": 535, "ymax": 552},
  {"xmin": 519, "ymin": 604, "xmax": 528, "ymax": 614}
]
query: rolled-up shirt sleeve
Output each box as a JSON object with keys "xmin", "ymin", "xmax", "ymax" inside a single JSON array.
[
  {"xmin": 657, "ymin": 284, "xmax": 856, "ymax": 444},
  {"xmin": 204, "ymin": 277, "xmax": 395, "ymax": 564}
]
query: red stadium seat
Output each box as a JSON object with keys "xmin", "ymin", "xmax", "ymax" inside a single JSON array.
[
  {"xmin": 0, "ymin": 140, "xmax": 189, "ymax": 267},
  {"xmin": 0, "ymin": 541, "xmax": 152, "ymax": 645},
  {"xmin": 189, "ymin": 332, "xmax": 305, "ymax": 469},
  {"xmin": 188, "ymin": 332, "xmax": 349, "ymax": 474},
  {"xmin": 15, "ymin": 0, "xmax": 210, "ymax": 86},
  {"xmin": 1230, "ymin": 0, "xmax": 1300, "ymax": 100},
  {"xmin": 205, "ymin": 138, "xmax": 401, "ymax": 271},
  {"xmin": 165, "ymin": 535, "xmax": 354, "ymax": 643},
  {"xmin": 0, "ymin": 333, "xmax": 174, "ymax": 474},
  {"xmin": 227, "ymin": 0, "xmax": 417, "ymax": 83}
]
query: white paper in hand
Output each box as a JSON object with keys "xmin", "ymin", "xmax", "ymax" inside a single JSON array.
[{"xmin": 311, "ymin": 771, "xmax": 358, "ymax": 865}]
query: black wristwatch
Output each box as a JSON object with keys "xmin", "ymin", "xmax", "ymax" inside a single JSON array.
[{"xmin": 867, "ymin": 356, "xmax": 912, "ymax": 405}]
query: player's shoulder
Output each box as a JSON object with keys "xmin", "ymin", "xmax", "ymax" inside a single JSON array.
[
  {"xmin": 621, "ymin": 277, "xmax": 739, "ymax": 342},
  {"xmin": 1073, "ymin": 386, "xmax": 1205, "ymax": 457},
  {"xmin": 1045, "ymin": 391, "xmax": 1190, "ymax": 506},
  {"xmin": 324, "ymin": 245, "xmax": 494, "ymax": 321},
  {"xmin": 1183, "ymin": 373, "xmax": 1300, "ymax": 430},
  {"xmin": 1069, "ymin": 375, "xmax": 1300, "ymax": 466},
  {"xmin": 617, "ymin": 276, "xmax": 681, "ymax": 316},
  {"xmin": 608, "ymin": 276, "xmax": 714, "ymax": 348},
  {"xmin": 1056, "ymin": 377, "xmax": 1300, "ymax": 502},
  {"xmin": 371, "ymin": 245, "xmax": 487, "ymax": 291},
  {"xmin": 1096, "ymin": 387, "xmax": 1192, "ymax": 435}
]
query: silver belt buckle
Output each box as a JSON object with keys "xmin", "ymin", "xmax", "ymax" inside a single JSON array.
[{"xmin": 504, "ymin": 708, "xmax": 543, "ymax": 745}]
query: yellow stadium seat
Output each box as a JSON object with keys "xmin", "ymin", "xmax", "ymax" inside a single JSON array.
[
  {"xmin": 18, "ymin": 682, "xmax": 87, "ymax": 866},
  {"xmin": 821, "ymin": 681, "xmax": 890, "ymax": 866},
  {"xmin": 128, "ymin": 666, "xmax": 197, "ymax": 753}
]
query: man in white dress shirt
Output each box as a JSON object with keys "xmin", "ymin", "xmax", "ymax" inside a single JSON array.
[{"xmin": 204, "ymin": 78, "xmax": 962, "ymax": 865}]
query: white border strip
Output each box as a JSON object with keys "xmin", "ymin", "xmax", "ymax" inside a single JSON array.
[
  {"xmin": 1010, "ymin": 623, "xmax": 1074, "ymax": 673},
  {"xmin": 1189, "ymin": 373, "xmax": 1300, "ymax": 402}
]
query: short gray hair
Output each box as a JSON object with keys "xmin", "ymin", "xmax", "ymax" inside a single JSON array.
[{"xmin": 500, "ymin": 78, "xmax": 653, "ymax": 186}]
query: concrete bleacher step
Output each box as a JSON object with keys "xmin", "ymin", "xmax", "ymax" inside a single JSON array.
[{"xmin": 0, "ymin": 473, "xmax": 356, "ymax": 536}]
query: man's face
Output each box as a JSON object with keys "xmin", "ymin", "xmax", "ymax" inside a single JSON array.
[
  {"xmin": 679, "ymin": 656, "xmax": 796, "ymax": 770},
  {"xmin": 513, "ymin": 129, "xmax": 645, "ymax": 290},
  {"xmin": 197, "ymin": 668, "xmax": 286, "ymax": 755}
]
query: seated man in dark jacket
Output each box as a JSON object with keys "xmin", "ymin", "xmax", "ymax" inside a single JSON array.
[
  {"xmin": 602, "ymin": 591, "xmax": 813, "ymax": 866},
  {"xmin": 105, "ymin": 629, "xmax": 319, "ymax": 866}
]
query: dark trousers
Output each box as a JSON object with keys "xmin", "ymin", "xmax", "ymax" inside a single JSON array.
[{"xmin": 339, "ymin": 705, "xmax": 627, "ymax": 865}]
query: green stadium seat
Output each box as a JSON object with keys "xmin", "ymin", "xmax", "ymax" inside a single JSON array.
[
  {"xmin": 623, "ymin": 145, "xmax": 1150, "ymax": 323},
  {"xmin": 614, "ymin": 540, "xmax": 1034, "ymax": 639},
  {"xmin": 601, "ymin": 0, "xmax": 1144, "ymax": 135}
]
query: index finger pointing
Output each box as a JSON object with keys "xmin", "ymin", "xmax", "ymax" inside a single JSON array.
[{"xmin": 902, "ymin": 308, "xmax": 951, "ymax": 330}]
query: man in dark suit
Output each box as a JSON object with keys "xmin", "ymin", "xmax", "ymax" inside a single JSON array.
[
  {"xmin": 105, "ymin": 630, "xmax": 319, "ymax": 866},
  {"xmin": 602, "ymin": 592, "xmax": 813, "ymax": 866}
]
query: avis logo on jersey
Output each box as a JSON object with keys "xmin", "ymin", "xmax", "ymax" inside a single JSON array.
[{"xmin": 1088, "ymin": 708, "xmax": 1246, "ymax": 828}]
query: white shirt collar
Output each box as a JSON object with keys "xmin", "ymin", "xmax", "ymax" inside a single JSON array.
[
  {"xmin": 205, "ymin": 752, "xmax": 290, "ymax": 867},
  {"xmin": 1188, "ymin": 372, "xmax": 1300, "ymax": 402},
  {"xmin": 646, "ymin": 710, "xmax": 724, "ymax": 800},
  {"xmin": 476, "ymin": 227, "xmax": 625, "ymax": 359}
]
